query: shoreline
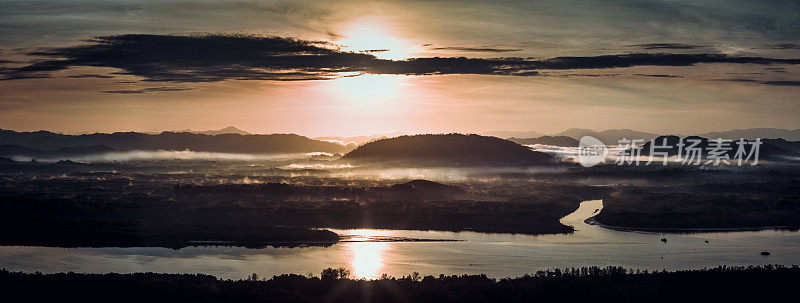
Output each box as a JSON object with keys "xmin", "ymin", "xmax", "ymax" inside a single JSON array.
[
  {"xmin": 579, "ymin": 199, "xmax": 800, "ymax": 234},
  {"xmin": 585, "ymin": 217, "xmax": 800, "ymax": 233}
]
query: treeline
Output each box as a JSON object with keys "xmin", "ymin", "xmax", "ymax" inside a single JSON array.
[{"xmin": 1, "ymin": 265, "xmax": 797, "ymax": 302}]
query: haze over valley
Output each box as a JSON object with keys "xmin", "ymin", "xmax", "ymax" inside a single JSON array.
[{"xmin": 2, "ymin": 1, "xmax": 799, "ymax": 300}]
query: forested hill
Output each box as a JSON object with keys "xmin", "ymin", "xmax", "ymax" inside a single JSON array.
[
  {"xmin": 0, "ymin": 129, "xmax": 355, "ymax": 154},
  {"xmin": 343, "ymin": 134, "xmax": 555, "ymax": 165}
]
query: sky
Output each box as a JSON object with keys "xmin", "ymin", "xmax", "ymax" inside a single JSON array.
[{"xmin": 0, "ymin": 0, "xmax": 798, "ymax": 137}]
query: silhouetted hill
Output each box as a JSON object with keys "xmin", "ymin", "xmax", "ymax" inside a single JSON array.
[
  {"xmin": 315, "ymin": 133, "xmax": 403, "ymax": 145},
  {"xmin": 550, "ymin": 128, "xmax": 800, "ymax": 143},
  {"xmin": 143, "ymin": 126, "xmax": 251, "ymax": 135},
  {"xmin": 636, "ymin": 135, "xmax": 791, "ymax": 159},
  {"xmin": 0, "ymin": 129, "xmax": 353, "ymax": 154},
  {"xmin": 555, "ymin": 128, "xmax": 659, "ymax": 144},
  {"xmin": 695, "ymin": 128, "xmax": 800, "ymax": 141},
  {"xmin": 188, "ymin": 126, "xmax": 250, "ymax": 135},
  {"xmin": 508, "ymin": 136, "xmax": 579, "ymax": 146},
  {"xmin": 764, "ymin": 138, "xmax": 800, "ymax": 152},
  {"xmin": 0, "ymin": 144, "xmax": 114, "ymax": 159},
  {"xmin": 342, "ymin": 134, "xmax": 555, "ymax": 165},
  {"xmin": 481, "ymin": 130, "xmax": 543, "ymax": 139},
  {"xmin": 387, "ymin": 179, "xmax": 465, "ymax": 195}
]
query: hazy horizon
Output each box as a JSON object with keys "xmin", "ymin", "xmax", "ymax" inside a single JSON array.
[{"xmin": 3, "ymin": 125, "xmax": 800, "ymax": 140}]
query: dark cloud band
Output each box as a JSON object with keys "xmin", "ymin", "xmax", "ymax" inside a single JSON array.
[
  {"xmin": 2, "ymin": 34, "xmax": 799, "ymax": 83},
  {"xmin": 101, "ymin": 87, "xmax": 196, "ymax": 94}
]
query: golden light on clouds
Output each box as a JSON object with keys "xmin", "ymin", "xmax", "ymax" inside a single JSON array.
[{"xmin": 337, "ymin": 19, "xmax": 416, "ymax": 60}]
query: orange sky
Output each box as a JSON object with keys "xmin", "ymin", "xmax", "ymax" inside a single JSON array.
[{"xmin": 0, "ymin": 0, "xmax": 798, "ymax": 136}]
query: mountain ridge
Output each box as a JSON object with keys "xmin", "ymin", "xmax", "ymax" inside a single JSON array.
[
  {"xmin": 0, "ymin": 128, "xmax": 354, "ymax": 154},
  {"xmin": 343, "ymin": 133, "xmax": 556, "ymax": 166},
  {"xmin": 508, "ymin": 136, "xmax": 579, "ymax": 147}
]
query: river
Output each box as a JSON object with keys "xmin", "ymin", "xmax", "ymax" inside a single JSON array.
[{"xmin": 1, "ymin": 200, "xmax": 798, "ymax": 279}]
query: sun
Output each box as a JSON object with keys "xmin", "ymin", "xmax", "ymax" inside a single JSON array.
[{"xmin": 337, "ymin": 20, "xmax": 415, "ymax": 60}]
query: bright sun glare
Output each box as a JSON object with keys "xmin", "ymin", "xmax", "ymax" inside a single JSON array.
[
  {"xmin": 330, "ymin": 74, "xmax": 406, "ymax": 104},
  {"xmin": 347, "ymin": 229, "xmax": 390, "ymax": 279},
  {"xmin": 350, "ymin": 242, "xmax": 387, "ymax": 279},
  {"xmin": 338, "ymin": 20, "xmax": 414, "ymax": 60}
]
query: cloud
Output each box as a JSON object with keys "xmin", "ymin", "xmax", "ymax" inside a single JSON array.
[
  {"xmin": 552, "ymin": 73, "xmax": 621, "ymax": 78},
  {"xmin": 634, "ymin": 74, "xmax": 682, "ymax": 78},
  {"xmin": 632, "ymin": 43, "xmax": 701, "ymax": 50},
  {"xmin": 765, "ymin": 67, "xmax": 787, "ymax": 73},
  {"xmin": 768, "ymin": 43, "xmax": 800, "ymax": 50},
  {"xmin": 4, "ymin": 34, "xmax": 374, "ymax": 82},
  {"xmin": 761, "ymin": 81, "xmax": 800, "ymax": 86},
  {"xmin": 0, "ymin": 75, "xmax": 50, "ymax": 80},
  {"xmin": 66, "ymin": 74, "xmax": 115, "ymax": 79},
  {"xmin": 101, "ymin": 87, "xmax": 196, "ymax": 94},
  {"xmin": 2, "ymin": 34, "xmax": 799, "ymax": 83},
  {"xmin": 511, "ymin": 71, "xmax": 540, "ymax": 76},
  {"xmin": 716, "ymin": 79, "xmax": 800, "ymax": 86},
  {"xmin": 432, "ymin": 46, "xmax": 522, "ymax": 53}
]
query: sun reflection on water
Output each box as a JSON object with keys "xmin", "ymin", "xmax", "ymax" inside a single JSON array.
[
  {"xmin": 346, "ymin": 229, "xmax": 391, "ymax": 279},
  {"xmin": 349, "ymin": 241, "xmax": 387, "ymax": 279}
]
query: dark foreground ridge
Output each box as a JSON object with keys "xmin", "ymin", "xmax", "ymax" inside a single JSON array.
[
  {"xmin": 2, "ymin": 265, "xmax": 797, "ymax": 302},
  {"xmin": 343, "ymin": 134, "xmax": 556, "ymax": 166}
]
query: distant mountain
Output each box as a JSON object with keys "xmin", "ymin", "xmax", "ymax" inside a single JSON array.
[
  {"xmin": 552, "ymin": 128, "xmax": 595, "ymax": 139},
  {"xmin": 636, "ymin": 135, "xmax": 792, "ymax": 159},
  {"xmin": 763, "ymin": 138, "xmax": 800, "ymax": 152},
  {"xmin": 693, "ymin": 128, "xmax": 800, "ymax": 141},
  {"xmin": 387, "ymin": 179, "xmax": 465, "ymax": 195},
  {"xmin": 189, "ymin": 126, "xmax": 251, "ymax": 136},
  {"xmin": 0, "ymin": 129, "xmax": 354, "ymax": 154},
  {"xmin": 342, "ymin": 134, "xmax": 556, "ymax": 166},
  {"xmin": 142, "ymin": 126, "xmax": 251, "ymax": 135},
  {"xmin": 550, "ymin": 127, "xmax": 800, "ymax": 143},
  {"xmin": 315, "ymin": 132, "xmax": 403, "ymax": 145},
  {"xmin": 481, "ymin": 130, "xmax": 544, "ymax": 139},
  {"xmin": 508, "ymin": 136, "xmax": 579, "ymax": 147},
  {"xmin": 554, "ymin": 128, "xmax": 659, "ymax": 145}
]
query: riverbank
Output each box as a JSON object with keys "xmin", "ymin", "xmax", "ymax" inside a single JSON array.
[
  {"xmin": 2, "ymin": 266, "xmax": 796, "ymax": 302},
  {"xmin": 592, "ymin": 179, "xmax": 800, "ymax": 231},
  {"xmin": 582, "ymin": 200, "xmax": 799, "ymax": 233},
  {"xmin": 586, "ymin": 216, "xmax": 799, "ymax": 233}
]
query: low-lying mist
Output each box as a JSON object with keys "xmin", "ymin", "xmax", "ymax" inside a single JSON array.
[{"xmin": 11, "ymin": 150, "xmax": 321, "ymax": 163}]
